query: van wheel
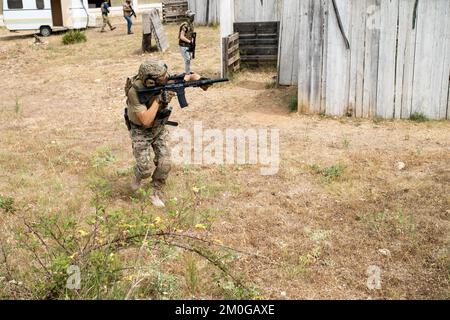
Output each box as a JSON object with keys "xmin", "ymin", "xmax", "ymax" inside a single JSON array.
[{"xmin": 40, "ymin": 26, "xmax": 52, "ymax": 37}]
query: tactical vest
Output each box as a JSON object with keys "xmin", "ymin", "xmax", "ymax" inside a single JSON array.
[
  {"xmin": 124, "ymin": 75, "xmax": 140, "ymax": 97},
  {"xmin": 179, "ymin": 21, "xmax": 194, "ymax": 47}
]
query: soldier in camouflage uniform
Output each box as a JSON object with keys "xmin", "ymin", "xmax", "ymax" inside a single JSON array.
[
  {"xmin": 178, "ymin": 10, "xmax": 196, "ymax": 73},
  {"xmin": 125, "ymin": 60, "xmax": 205, "ymax": 207}
]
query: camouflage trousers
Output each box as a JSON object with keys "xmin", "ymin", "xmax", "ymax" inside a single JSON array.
[{"xmin": 130, "ymin": 124, "xmax": 172, "ymax": 191}]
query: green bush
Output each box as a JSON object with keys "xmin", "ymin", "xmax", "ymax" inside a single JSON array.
[
  {"xmin": 0, "ymin": 195, "xmax": 15, "ymax": 213},
  {"xmin": 410, "ymin": 112, "xmax": 429, "ymax": 123},
  {"xmin": 0, "ymin": 188, "xmax": 250, "ymax": 299},
  {"xmin": 62, "ymin": 30, "xmax": 87, "ymax": 45},
  {"xmin": 289, "ymin": 95, "xmax": 298, "ymax": 112}
]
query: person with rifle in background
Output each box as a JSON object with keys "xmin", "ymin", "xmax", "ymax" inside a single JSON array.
[
  {"xmin": 123, "ymin": 0, "xmax": 136, "ymax": 35},
  {"xmin": 123, "ymin": 60, "xmax": 227, "ymax": 207},
  {"xmin": 100, "ymin": 1, "xmax": 116, "ymax": 32},
  {"xmin": 178, "ymin": 10, "xmax": 196, "ymax": 73}
]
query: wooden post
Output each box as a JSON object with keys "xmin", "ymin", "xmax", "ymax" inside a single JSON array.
[
  {"xmin": 222, "ymin": 37, "xmax": 229, "ymax": 77},
  {"xmin": 142, "ymin": 11, "xmax": 153, "ymax": 52},
  {"xmin": 141, "ymin": 9, "xmax": 169, "ymax": 53}
]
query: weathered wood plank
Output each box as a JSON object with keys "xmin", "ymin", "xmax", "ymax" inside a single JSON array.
[
  {"xmin": 187, "ymin": 0, "xmax": 219, "ymax": 25},
  {"xmin": 393, "ymin": 0, "xmax": 416, "ymax": 119},
  {"xmin": 228, "ymin": 53, "xmax": 240, "ymax": 65},
  {"xmin": 222, "ymin": 37, "xmax": 229, "ymax": 77},
  {"xmin": 309, "ymin": 0, "xmax": 326, "ymax": 113},
  {"xmin": 228, "ymin": 32, "xmax": 239, "ymax": 42},
  {"xmin": 325, "ymin": 0, "xmax": 351, "ymax": 116},
  {"xmin": 437, "ymin": 0, "xmax": 450, "ymax": 120},
  {"xmin": 278, "ymin": 0, "xmax": 299, "ymax": 85},
  {"xmin": 376, "ymin": 0, "xmax": 399, "ymax": 118},
  {"xmin": 362, "ymin": 0, "xmax": 381, "ymax": 118},
  {"xmin": 347, "ymin": 0, "xmax": 366, "ymax": 117},
  {"xmin": 241, "ymin": 55, "xmax": 278, "ymax": 61},
  {"xmin": 297, "ymin": 0, "xmax": 313, "ymax": 112},
  {"xmin": 234, "ymin": 0, "xmax": 281, "ymax": 22},
  {"xmin": 412, "ymin": 0, "xmax": 450, "ymax": 119},
  {"xmin": 228, "ymin": 43, "xmax": 239, "ymax": 55}
]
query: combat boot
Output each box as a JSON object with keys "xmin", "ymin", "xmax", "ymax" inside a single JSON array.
[
  {"xmin": 131, "ymin": 175, "xmax": 142, "ymax": 191},
  {"xmin": 150, "ymin": 191, "xmax": 165, "ymax": 208}
]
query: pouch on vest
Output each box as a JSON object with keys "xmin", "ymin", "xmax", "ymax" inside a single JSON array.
[{"xmin": 124, "ymin": 75, "xmax": 139, "ymax": 96}]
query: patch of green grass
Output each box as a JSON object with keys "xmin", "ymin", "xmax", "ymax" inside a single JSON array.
[
  {"xmin": 185, "ymin": 255, "xmax": 199, "ymax": 294},
  {"xmin": 304, "ymin": 227, "xmax": 331, "ymax": 243},
  {"xmin": 218, "ymin": 280, "xmax": 260, "ymax": 300},
  {"xmin": 356, "ymin": 210, "xmax": 417, "ymax": 238},
  {"xmin": 373, "ymin": 116, "xmax": 384, "ymax": 124},
  {"xmin": 91, "ymin": 147, "xmax": 116, "ymax": 168},
  {"xmin": 62, "ymin": 30, "xmax": 87, "ymax": 45},
  {"xmin": 288, "ymin": 95, "xmax": 298, "ymax": 112},
  {"xmin": 148, "ymin": 271, "xmax": 181, "ymax": 300},
  {"xmin": 0, "ymin": 195, "xmax": 15, "ymax": 213},
  {"xmin": 208, "ymin": 21, "xmax": 220, "ymax": 29},
  {"xmin": 342, "ymin": 137, "xmax": 351, "ymax": 149},
  {"xmin": 310, "ymin": 164, "xmax": 345, "ymax": 183},
  {"xmin": 410, "ymin": 112, "xmax": 429, "ymax": 123}
]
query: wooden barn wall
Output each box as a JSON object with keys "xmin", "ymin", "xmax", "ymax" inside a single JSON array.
[
  {"xmin": 295, "ymin": 0, "xmax": 450, "ymax": 120},
  {"xmin": 278, "ymin": 0, "xmax": 300, "ymax": 86},
  {"xmin": 234, "ymin": 0, "xmax": 282, "ymax": 22},
  {"xmin": 187, "ymin": 0, "xmax": 220, "ymax": 25}
]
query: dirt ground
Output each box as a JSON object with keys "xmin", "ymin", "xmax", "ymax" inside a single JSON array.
[{"xmin": 0, "ymin": 20, "xmax": 449, "ymax": 299}]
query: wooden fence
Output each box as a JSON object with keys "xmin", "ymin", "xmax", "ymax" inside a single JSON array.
[
  {"xmin": 162, "ymin": 0, "xmax": 188, "ymax": 23},
  {"xmin": 233, "ymin": 22, "xmax": 279, "ymax": 64},
  {"xmin": 187, "ymin": 0, "xmax": 219, "ymax": 25},
  {"xmin": 233, "ymin": 0, "xmax": 282, "ymax": 22},
  {"xmin": 222, "ymin": 32, "xmax": 241, "ymax": 77},
  {"xmin": 290, "ymin": 0, "xmax": 450, "ymax": 120}
]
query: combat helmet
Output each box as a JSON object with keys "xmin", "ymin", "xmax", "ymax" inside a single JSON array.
[
  {"xmin": 138, "ymin": 60, "xmax": 168, "ymax": 85},
  {"xmin": 185, "ymin": 10, "xmax": 195, "ymax": 22}
]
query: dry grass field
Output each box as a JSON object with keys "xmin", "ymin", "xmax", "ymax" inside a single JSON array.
[{"xmin": 0, "ymin": 19, "xmax": 449, "ymax": 300}]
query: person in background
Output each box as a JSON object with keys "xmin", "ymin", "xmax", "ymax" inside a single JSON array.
[
  {"xmin": 178, "ymin": 10, "xmax": 196, "ymax": 73},
  {"xmin": 100, "ymin": 1, "xmax": 116, "ymax": 32},
  {"xmin": 123, "ymin": 0, "xmax": 135, "ymax": 35}
]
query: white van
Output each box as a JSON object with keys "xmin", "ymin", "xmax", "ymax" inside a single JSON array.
[{"xmin": 2, "ymin": 0, "xmax": 89, "ymax": 36}]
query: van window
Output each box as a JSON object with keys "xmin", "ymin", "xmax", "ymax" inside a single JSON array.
[
  {"xmin": 36, "ymin": 0, "xmax": 44, "ymax": 9},
  {"xmin": 7, "ymin": 0, "xmax": 23, "ymax": 9}
]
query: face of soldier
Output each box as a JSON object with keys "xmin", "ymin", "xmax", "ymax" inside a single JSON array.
[{"xmin": 155, "ymin": 73, "xmax": 169, "ymax": 85}]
